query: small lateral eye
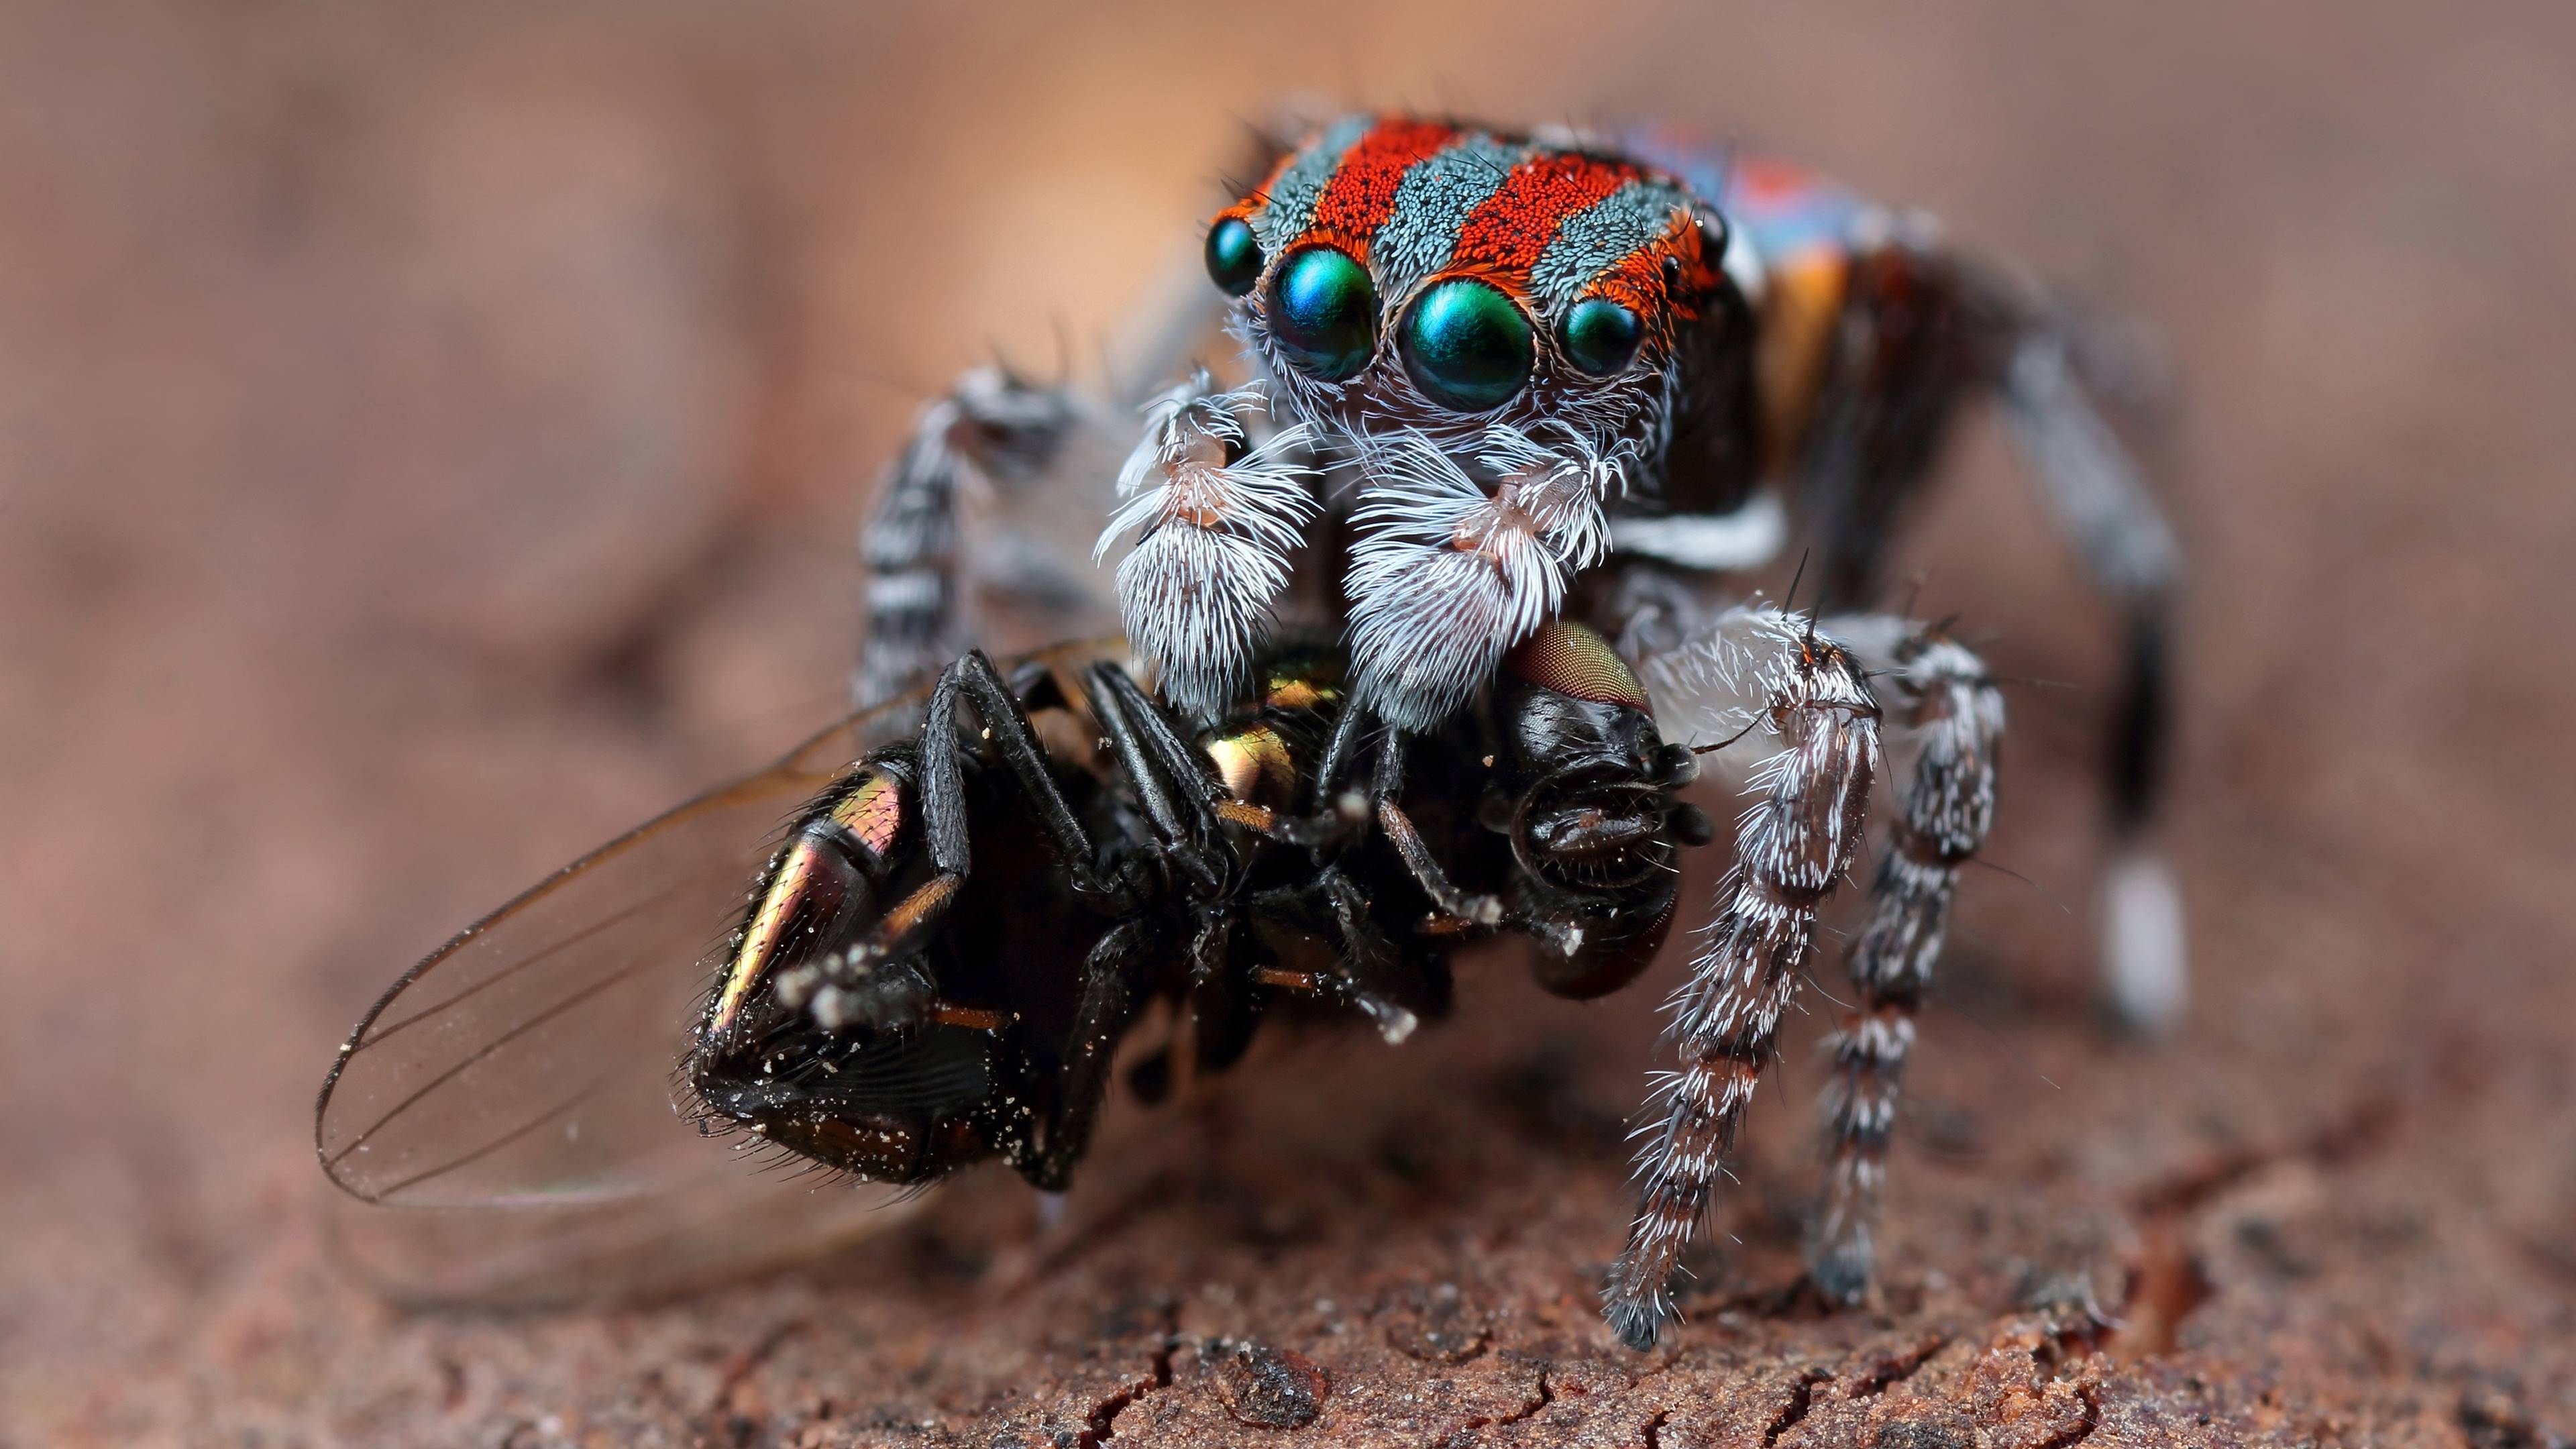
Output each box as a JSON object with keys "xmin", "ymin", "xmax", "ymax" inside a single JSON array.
[
  {"xmin": 1204, "ymin": 216, "xmax": 1262, "ymax": 297},
  {"xmin": 1267, "ymin": 246, "xmax": 1378, "ymax": 380},
  {"xmin": 1560, "ymin": 297, "xmax": 1643, "ymax": 376},
  {"xmin": 1504, "ymin": 620, "xmax": 1649, "ymax": 710},
  {"xmin": 1399, "ymin": 277, "xmax": 1534, "ymax": 412}
]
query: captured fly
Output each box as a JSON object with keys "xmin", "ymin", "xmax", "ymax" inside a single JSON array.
[
  {"xmin": 684, "ymin": 621, "xmax": 1707, "ymax": 1190},
  {"xmin": 314, "ymin": 626, "xmax": 1707, "ymax": 1303}
]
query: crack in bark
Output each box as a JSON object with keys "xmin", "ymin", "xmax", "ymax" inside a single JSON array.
[
  {"xmin": 1499, "ymin": 1369, "xmax": 1553, "ymax": 1426},
  {"xmin": 1080, "ymin": 1303, "xmax": 1180, "ymax": 1447},
  {"xmin": 1762, "ymin": 1368, "xmax": 1835, "ymax": 1447},
  {"xmin": 1642, "ymin": 1407, "xmax": 1670, "ymax": 1449},
  {"xmin": 2111, "ymin": 1092, "xmax": 2400, "ymax": 1358},
  {"xmin": 695, "ymin": 1315, "xmax": 809, "ymax": 1443},
  {"xmin": 1426, "ymin": 1366, "xmax": 1552, "ymax": 1446},
  {"xmin": 2132, "ymin": 1093, "xmax": 2396, "ymax": 1219},
  {"xmin": 1851, "ymin": 1335, "xmax": 1947, "ymax": 1397}
]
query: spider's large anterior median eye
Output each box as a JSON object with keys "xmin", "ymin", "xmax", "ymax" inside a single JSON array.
[
  {"xmin": 1561, "ymin": 297, "xmax": 1644, "ymax": 376},
  {"xmin": 1204, "ymin": 217, "xmax": 1262, "ymax": 297},
  {"xmin": 1266, "ymin": 246, "xmax": 1377, "ymax": 380},
  {"xmin": 1399, "ymin": 278, "xmax": 1534, "ymax": 411}
]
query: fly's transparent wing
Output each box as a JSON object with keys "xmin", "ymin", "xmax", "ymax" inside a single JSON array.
[
  {"xmin": 323, "ymin": 1162, "xmax": 927, "ymax": 1309},
  {"xmin": 315, "ymin": 694, "xmax": 927, "ymax": 1208},
  {"xmin": 312, "ymin": 639, "xmax": 1127, "ymax": 1298}
]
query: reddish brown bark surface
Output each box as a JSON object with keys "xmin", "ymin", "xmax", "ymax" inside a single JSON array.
[{"xmin": 5, "ymin": 4, "xmax": 2572, "ymax": 1445}]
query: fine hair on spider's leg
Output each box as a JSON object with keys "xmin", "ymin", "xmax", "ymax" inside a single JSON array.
[
  {"xmin": 1342, "ymin": 424, "xmax": 1623, "ymax": 733},
  {"xmin": 856, "ymin": 368, "xmax": 1083, "ymax": 708},
  {"xmin": 1802, "ymin": 616, "xmax": 2004, "ymax": 1303},
  {"xmin": 1605, "ymin": 604, "xmax": 1880, "ymax": 1350},
  {"xmin": 1092, "ymin": 373, "xmax": 1320, "ymax": 726}
]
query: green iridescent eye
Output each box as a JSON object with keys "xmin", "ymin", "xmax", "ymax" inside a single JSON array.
[
  {"xmin": 1399, "ymin": 278, "xmax": 1534, "ymax": 411},
  {"xmin": 1204, "ymin": 217, "xmax": 1261, "ymax": 297},
  {"xmin": 1267, "ymin": 247, "xmax": 1377, "ymax": 380},
  {"xmin": 1561, "ymin": 297, "xmax": 1644, "ymax": 376}
]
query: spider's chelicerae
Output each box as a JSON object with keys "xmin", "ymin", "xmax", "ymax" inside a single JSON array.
[{"xmin": 845, "ymin": 113, "xmax": 2184, "ymax": 1348}]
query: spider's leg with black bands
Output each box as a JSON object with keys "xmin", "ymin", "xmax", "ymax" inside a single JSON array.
[
  {"xmin": 1990, "ymin": 326, "xmax": 2185, "ymax": 1032},
  {"xmin": 1604, "ymin": 604, "xmax": 1881, "ymax": 1350},
  {"xmin": 857, "ymin": 368, "xmax": 1083, "ymax": 708},
  {"xmin": 1804, "ymin": 617, "xmax": 2004, "ymax": 1303}
]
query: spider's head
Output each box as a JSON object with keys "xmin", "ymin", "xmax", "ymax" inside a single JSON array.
[{"xmin": 1206, "ymin": 113, "xmax": 1732, "ymax": 472}]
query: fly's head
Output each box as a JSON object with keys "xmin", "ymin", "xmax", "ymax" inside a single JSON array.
[
  {"xmin": 1485, "ymin": 621, "xmax": 1713, "ymax": 999},
  {"xmin": 1206, "ymin": 114, "xmax": 1731, "ymax": 486}
]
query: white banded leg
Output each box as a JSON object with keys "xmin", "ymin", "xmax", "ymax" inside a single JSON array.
[
  {"xmin": 857, "ymin": 368, "xmax": 1081, "ymax": 707},
  {"xmin": 1803, "ymin": 618, "xmax": 2004, "ymax": 1302},
  {"xmin": 1603, "ymin": 605, "xmax": 1882, "ymax": 1350}
]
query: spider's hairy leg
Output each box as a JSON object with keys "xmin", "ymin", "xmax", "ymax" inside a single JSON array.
[
  {"xmin": 1987, "ymin": 296, "xmax": 2184, "ymax": 1034},
  {"xmin": 1802, "ymin": 617, "xmax": 2004, "ymax": 1303},
  {"xmin": 857, "ymin": 368, "xmax": 1085, "ymax": 707},
  {"xmin": 1603, "ymin": 605, "xmax": 1880, "ymax": 1350},
  {"xmin": 1092, "ymin": 373, "xmax": 1319, "ymax": 724}
]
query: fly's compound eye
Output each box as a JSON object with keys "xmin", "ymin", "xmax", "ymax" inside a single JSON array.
[
  {"xmin": 1505, "ymin": 620, "xmax": 1649, "ymax": 710},
  {"xmin": 1399, "ymin": 278, "xmax": 1534, "ymax": 411},
  {"xmin": 1204, "ymin": 216, "xmax": 1262, "ymax": 297},
  {"xmin": 1267, "ymin": 246, "xmax": 1377, "ymax": 380},
  {"xmin": 1560, "ymin": 297, "xmax": 1644, "ymax": 376}
]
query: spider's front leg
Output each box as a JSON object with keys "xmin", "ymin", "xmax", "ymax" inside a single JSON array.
[
  {"xmin": 1602, "ymin": 604, "xmax": 1882, "ymax": 1350},
  {"xmin": 1803, "ymin": 618, "xmax": 2004, "ymax": 1303}
]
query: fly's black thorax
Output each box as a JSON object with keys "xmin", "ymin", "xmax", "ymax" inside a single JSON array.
[{"xmin": 1196, "ymin": 643, "xmax": 1348, "ymax": 824}]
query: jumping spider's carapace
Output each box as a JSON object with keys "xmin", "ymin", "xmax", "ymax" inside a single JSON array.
[{"xmin": 318, "ymin": 113, "xmax": 2180, "ymax": 1348}]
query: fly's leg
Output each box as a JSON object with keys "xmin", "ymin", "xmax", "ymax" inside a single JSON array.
[
  {"xmin": 837, "ymin": 651, "xmax": 1110, "ymax": 986},
  {"xmin": 1082, "ymin": 662, "xmax": 1228, "ymax": 894},
  {"xmin": 1803, "ymin": 617, "xmax": 2004, "ymax": 1302},
  {"xmin": 1368, "ymin": 729, "xmax": 1511, "ymax": 932},
  {"xmin": 1018, "ymin": 918, "xmax": 1165, "ymax": 1192},
  {"xmin": 1604, "ymin": 604, "xmax": 1881, "ymax": 1350},
  {"xmin": 1240, "ymin": 867, "xmax": 1442, "ymax": 1045},
  {"xmin": 857, "ymin": 369, "xmax": 1085, "ymax": 708}
]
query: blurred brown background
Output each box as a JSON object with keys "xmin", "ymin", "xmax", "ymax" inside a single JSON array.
[{"xmin": 3, "ymin": 2, "xmax": 2571, "ymax": 1445}]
